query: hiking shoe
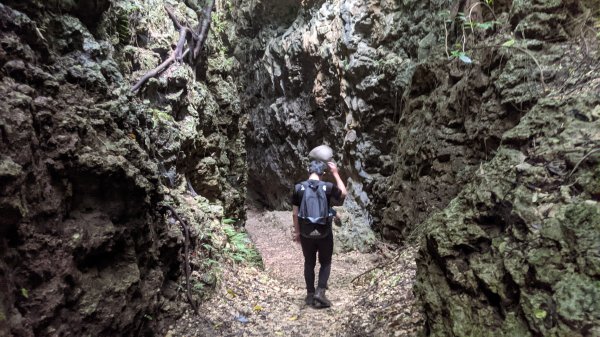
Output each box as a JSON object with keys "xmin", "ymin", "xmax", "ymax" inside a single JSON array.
[
  {"xmin": 305, "ymin": 292, "xmax": 315, "ymax": 306},
  {"xmin": 313, "ymin": 288, "xmax": 331, "ymax": 308}
]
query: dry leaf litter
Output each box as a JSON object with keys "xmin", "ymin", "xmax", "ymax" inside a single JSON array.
[{"xmin": 168, "ymin": 210, "xmax": 423, "ymax": 336}]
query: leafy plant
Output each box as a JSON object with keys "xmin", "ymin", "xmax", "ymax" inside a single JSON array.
[
  {"xmin": 441, "ymin": 1, "xmax": 499, "ymax": 61},
  {"xmin": 193, "ymin": 282, "xmax": 205, "ymax": 292},
  {"xmin": 222, "ymin": 224, "xmax": 263, "ymax": 268}
]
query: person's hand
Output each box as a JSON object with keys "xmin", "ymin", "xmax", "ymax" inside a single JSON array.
[
  {"xmin": 327, "ymin": 162, "xmax": 339, "ymax": 175},
  {"xmin": 293, "ymin": 232, "xmax": 301, "ymax": 243}
]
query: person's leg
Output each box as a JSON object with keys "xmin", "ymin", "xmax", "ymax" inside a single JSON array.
[
  {"xmin": 300, "ymin": 236, "xmax": 317, "ymax": 293},
  {"xmin": 313, "ymin": 233, "xmax": 333, "ymax": 307},
  {"xmin": 316, "ymin": 233, "xmax": 334, "ymax": 289}
]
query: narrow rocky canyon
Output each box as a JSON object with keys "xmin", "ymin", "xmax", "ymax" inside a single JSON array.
[{"xmin": 0, "ymin": 0, "xmax": 599, "ymax": 336}]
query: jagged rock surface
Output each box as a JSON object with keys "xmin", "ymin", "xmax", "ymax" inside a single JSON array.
[
  {"xmin": 0, "ymin": 0, "xmax": 247, "ymax": 335},
  {"xmin": 413, "ymin": 1, "xmax": 600, "ymax": 336},
  {"xmin": 1, "ymin": 0, "xmax": 599, "ymax": 335},
  {"xmin": 229, "ymin": 0, "xmax": 600, "ymax": 335},
  {"xmin": 233, "ymin": 0, "xmax": 544, "ymax": 245}
]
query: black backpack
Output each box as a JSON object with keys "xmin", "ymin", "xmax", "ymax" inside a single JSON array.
[{"xmin": 298, "ymin": 181, "xmax": 330, "ymax": 238}]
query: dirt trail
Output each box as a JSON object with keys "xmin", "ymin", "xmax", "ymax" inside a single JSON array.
[{"xmin": 170, "ymin": 210, "xmax": 422, "ymax": 336}]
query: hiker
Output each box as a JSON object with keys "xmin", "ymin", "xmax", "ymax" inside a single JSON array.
[{"xmin": 292, "ymin": 160, "xmax": 347, "ymax": 308}]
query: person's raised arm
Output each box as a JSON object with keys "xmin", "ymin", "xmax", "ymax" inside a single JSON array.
[{"xmin": 327, "ymin": 162, "xmax": 347, "ymax": 198}]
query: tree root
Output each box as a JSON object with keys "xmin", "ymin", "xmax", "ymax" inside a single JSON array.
[
  {"xmin": 193, "ymin": 0, "xmax": 215, "ymax": 60},
  {"xmin": 162, "ymin": 205, "xmax": 198, "ymax": 314},
  {"xmin": 131, "ymin": 1, "xmax": 215, "ymax": 93}
]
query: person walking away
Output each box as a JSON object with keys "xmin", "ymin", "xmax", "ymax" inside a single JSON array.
[{"xmin": 292, "ymin": 161, "xmax": 347, "ymax": 307}]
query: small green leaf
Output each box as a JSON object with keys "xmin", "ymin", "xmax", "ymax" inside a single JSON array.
[
  {"xmin": 502, "ymin": 39, "xmax": 515, "ymax": 47},
  {"xmin": 477, "ymin": 22, "xmax": 494, "ymax": 30},
  {"xmin": 534, "ymin": 309, "xmax": 547, "ymax": 319},
  {"xmin": 20, "ymin": 288, "xmax": 28, "ymax": 298},
  {"xmin": 222, "ymin": 218, "xmax": 237, "ymax": 224}
]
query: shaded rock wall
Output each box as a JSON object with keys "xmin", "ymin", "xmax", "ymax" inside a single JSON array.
[
  {"xmin": 0, "ymin": 0, "xmax": 246, "ymax": 335},
  {"xmin": 417, "ymin": 94, "xmax": 600, "ymax": 336}
]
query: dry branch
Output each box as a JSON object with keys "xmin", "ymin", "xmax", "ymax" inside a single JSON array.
[
  {"xmin": 175, "ymin": 27, "xmax": 189, "ymax": 61},
  {"xmin": 568, "ymin": 148, "xmax": 600, "ymax": 178},
  {"xmin": 165, "ymin": 5, "xmax": 184, "ymax": 30}
]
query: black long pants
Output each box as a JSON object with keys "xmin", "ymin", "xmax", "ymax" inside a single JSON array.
[{"xmin": 300, "ymin": 233, "xmax": 333, "ymax": 293}]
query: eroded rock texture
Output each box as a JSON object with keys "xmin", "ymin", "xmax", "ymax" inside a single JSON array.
[
  {"xmin": 417, "ymin": 95, "xmax": 600, "ymax": 336},
  {"xmin": 232, "ymin": 0, "xmax": 450, "ymax": 250},
  {"xmin": 0, "ymin": 0, "xmax": 246, "ymax": 335},
  {"xmin": 234, "ymin": 0, "xmax": 547, "ymax": 245},
  {"xmin": 228, "ymin": 0, "xmax": 600, "ymax": 334},
  {"xmin": 413, "ymin": 1, "xmax": 600, "ymax": 336}
]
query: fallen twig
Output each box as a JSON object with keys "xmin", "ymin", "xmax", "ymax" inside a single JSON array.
[{"xmin": 351, "ymin": 254, "xmax": 401, "ymax": 284}]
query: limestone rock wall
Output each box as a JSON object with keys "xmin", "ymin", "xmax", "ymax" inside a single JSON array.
[
  {"xmin": 410, "ymin": 0, "xmax": 600, "ymax": 335},
  {"xmin": 417, "ymin": 94, "xmax": 600, "ymax": 336},
  {"xmin": 0, "ymin": 0, "xmax": 246, "ymax": 335},
  {"xmin": 234, "ymin": 0, "xmax": 600, "ymax": 334},
  {"xmin": 235, "ymin": 0, "xmax": 451, "ymax": 250},
  {"xmin": 235, "ymin": 0, "xmax": 548, "ymax": 246}
]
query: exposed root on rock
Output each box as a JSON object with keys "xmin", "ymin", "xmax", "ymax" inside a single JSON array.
[
  {"xmin": 162, "ymin": 204, "xmax": 198, "ymax": 313},
  {"xmin": 131, "ymin": 1, "xmax": 215, "ymax": 93}
]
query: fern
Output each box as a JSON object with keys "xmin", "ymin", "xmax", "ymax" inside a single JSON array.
[{"xmin": 222, "ymin": 224, "xmax": 263, "ymax": 268}]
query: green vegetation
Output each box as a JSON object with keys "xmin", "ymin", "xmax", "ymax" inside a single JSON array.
[
  {"xmin": 150, "ymin": 109, "xmax": 174, "ymax": 126},
  {"xmin": 222, "ymin": 223, "xmax": 263, "ymax": 268},
  {"xmin": 211, "ymin": 11, "xmax": 226, "ymax": 34}
]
